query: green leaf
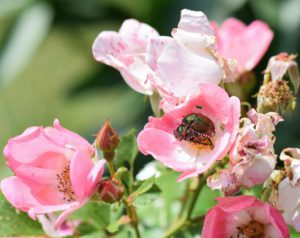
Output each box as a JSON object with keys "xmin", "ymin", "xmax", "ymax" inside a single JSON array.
[
  {"xmin": 72, "ymin": 202, "xmax": 110, "ymax": 231},
  {"xmin": 291, "ymin": 226, "xmax": 299, "ymax": 238},
  {"xmin": 191, "ymin": 185, "xmax": 221, "ymax": 217},
  {"xmin": 107, "ymin": 215, "xmax": 131, "ymax": 233},
  {"xmin": 115, "ymin": 129, "xmax": 138, "ymax": 168},
  {"xmin": 0, "ymin": 192, "xmax": 43, "ymax": 236},
  {"xmin": 81, "ymin": 231, "xmax": 105, "ymax": 238},
  {"xmin": 128, "ymin": 177, "xmax": 156, "ymax": 203},
  {"xmin": 134, "ymin": 177, "xmax": 155, "ymax": 195},
  {"xmin": 134, "ymin": 193, "xmax": 160, "ymax": 206},
  {"xmin": 137, "ymin": 168, "xmax": 187, "ymax": 228}
]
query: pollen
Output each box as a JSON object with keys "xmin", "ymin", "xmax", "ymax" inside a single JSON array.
[
  {"xmin": 235, "ymin": 220, "xmax": 265, "ymax": 238},
  {"xmin": 56, "ymin": 164, "xmax": 76, "ymax": 202}
]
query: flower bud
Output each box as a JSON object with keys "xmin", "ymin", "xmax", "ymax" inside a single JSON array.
[
  {"xmin": 96, "ymin": 119, "xmax": 120, "ymax": 153},
  {"xmin": 98, "ymin": 178, "xmax": 124, "ymax": 203}
]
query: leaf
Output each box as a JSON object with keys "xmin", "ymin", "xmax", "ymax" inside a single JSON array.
[
  {"xmin": 137, "ymin": 168, "xmax": 187, "ymax": 228},
  {"xmin": 128, "ymin": 177, "xmax": 156, "ymax": 203},
  {"xmin": 72, "ymin": 202, "xmax": 110, "ymax": 231},
  {"xmin": 134, "ymin": 177, "xmax": 155, "ymax": 195},
  {"xmin": 107, "ymin": 215, "xmax": 131, "ymax": 233},
  {"xmin": 134, "ymin": 193, "xmax": 160, "ymax": 206},
  {"xmin": 291, "ymin": 226, "xmax": 300, "ymax": 238},
  {"xmin": 115, "ymin": 129, "xmax": 138, "ymax": 168},
  {"xmin": 81, "ymin": 231, "xmax": 105, "ymax": 238},
  {"xmin": 191, "ymin": 185, "xmax": 221, "ymax": 218},
  {"xmin": 0, "ymin": 192, "xmax": 43, "ymax": 236}
]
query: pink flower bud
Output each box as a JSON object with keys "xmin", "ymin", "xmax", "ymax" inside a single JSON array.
[
  {"xmin": 98, "ymin": 179, "xmax": 124, "ymax": 203},
  {"xmin": 96, "ymin": 119, "xmax": 120, "ymax": 154}
]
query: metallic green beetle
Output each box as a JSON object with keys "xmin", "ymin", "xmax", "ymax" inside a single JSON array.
[{"xmin": 174, "ymin": 113, "xmax": 215, "ymax": 147}]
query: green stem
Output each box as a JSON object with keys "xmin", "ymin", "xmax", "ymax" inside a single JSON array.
[
  {"xmin": 133, "ymin": 224, "xmax": 141, "ymax": 238},
  {"xmin": 107, "ymin": 159, "xmax": 115, "ymax": 177},
  {"xmin": 161, "ymin": 159, "xmax": 228, "ymax": 238},
  {"xmin": 123, "ymin": 199, "xmax": 141, "ymax": 238},
  {"xmin": 186, "ymin": 176, "xmax": 206, "ymax": 220}
]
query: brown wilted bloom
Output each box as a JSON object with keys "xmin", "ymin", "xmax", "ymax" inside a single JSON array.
[{"xmin": 257, "ymin": 79, "xmax": 295, "ymax": 115}]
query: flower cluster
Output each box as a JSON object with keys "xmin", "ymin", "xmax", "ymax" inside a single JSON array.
[
  {"xmin": 1, "ymin": 8, "xmax": 299, "ymax": 238},
  {"xmin": 208, "ymin": 109, "xmax": 282, "ymax": 195}
]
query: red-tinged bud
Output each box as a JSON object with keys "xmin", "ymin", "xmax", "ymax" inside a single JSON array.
[
  {"xmin": 96, "ymin": 119, "xmax": 120, "ymax": 153},
  {"xmin": 98, "ymin": 178, "xmax": 124, "ymax": 203}
]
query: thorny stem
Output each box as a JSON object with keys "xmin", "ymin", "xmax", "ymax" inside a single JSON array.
[{"xmin": 161, "ymin": 159, "xmax": 228, "ymax": 238}]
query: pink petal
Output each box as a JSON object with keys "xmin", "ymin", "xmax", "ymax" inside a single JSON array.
[
  {"xmin": 216, "ymin": 18, "xmax": 273, "ymax": 72},
  {"xmin": 4, "ymin": 127, "xmax": 64, "ymax": 167},
  {"xmin": 29, "ymin": 202, "xmax": 80, "ymax": 220},
  {"xmin": 202, "ymin": 207, "xmax": 229, "ymax": 238},
  {"xmin": 54, "ymin": 202, "xmax": 83, "ymax": 230},
  {"xmin": 51, "ymin": 119, "xmax": 94, "ymax": 156},
  {"xmin": 149, "ymin": 39, "xmax": 222, "ymax": 99},
  {"xmin": 1, "ymin": 177, "xmax": 77, "ymax": 219},
  {"xmin": 70, "ymin": 149, "xmax": 94, "ymax": 200},
  {"xmin": 1, "ymin": 176, "xmax": 41, "ymax": 214},
  {"xmin": 37, "ymin": 214, "xmax": 77, "ymax": 237},
  {"xmin": 268, "ymin": 205, "xmax": 290, "ymax": 237},
  {"xmin": 138, "ymin": 128, "xmax": 196, "ymax": 171},
  {"xmin": 216, "ymin": 195, "xmax": 257, "ymax": 212},
  {"xmin": 146, "ymin": 36, "xmax": 173, "ymax": 71},
  {"xmin": 85, "ymin": 159, "xmax": 106, "ymax": 197},
  {"xmin": 173, "ymin": 9, "xmax": 217, "ymax": 51},
  {"xmin": 92, "ymin": 19, "xmax": 158, "ymax": 95},
  {"xmin": 92, "ymin": 31, "xmax": 124, "ymax": 68},
  {"xmin": 177, "ymin": 9, "xmax": 215, "ymax": 37},
  {"xmin": 119, "ymin": 19, "xmax": 159, "ymax": 47}
]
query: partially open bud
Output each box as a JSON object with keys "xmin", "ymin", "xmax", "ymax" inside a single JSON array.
[
  {"xmin": 257, "ymin": 53, "xmax": 299, "ymax": 115},
  {"xmin": 98, "ymin": 178, "xmax": 124, "ymax": 203},
  {"xmin": 96, "ymin": 119, "xmax": 120, "ymax": 153}
]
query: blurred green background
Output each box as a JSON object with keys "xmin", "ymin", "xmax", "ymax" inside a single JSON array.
[{"xmin": 0, "ymin": 0, "xmax": 299, "ymax": 179}]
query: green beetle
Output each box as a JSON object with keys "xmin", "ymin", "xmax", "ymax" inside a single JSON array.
[{"xmin": 174, "ymin": 113, "xmax": 215, "ymax": 147}]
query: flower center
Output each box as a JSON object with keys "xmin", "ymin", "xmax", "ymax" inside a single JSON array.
[
  {"xmin": 56, "ymin": 164, "xmax": 76, "ymax": 202},
  {"xmin": 174, "ymin": 113, "xmax": 215, "ymax": 148},
  {"xmin": 236, "ymin": 220, "xmax": 265, "ymax": 238}
]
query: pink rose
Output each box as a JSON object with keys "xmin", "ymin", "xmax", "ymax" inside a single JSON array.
[
  {"xmin": 92, "ymin": 19, "xmax": 159, "ymax": 94},
  {"xmin": 1, "ymin": 119, "xmax": 106, "ymax": 231},
  {"xmin": 147, "ymin": 9, "xmax": 223, "ymax": 107},
  {"xmin": 212, "ymin": 18, "xmax": 273, "ymax": 74},
  {"xmin": 202, "ymin": 195, "xmax": 289, "ymax": 238},
  {"xmin": 137, "ymin": 83, "xmax": 240, "ymax": 181},
  {"xmin": 208, "ymin": 109, "xmax": 282, "ymax": 195}
]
